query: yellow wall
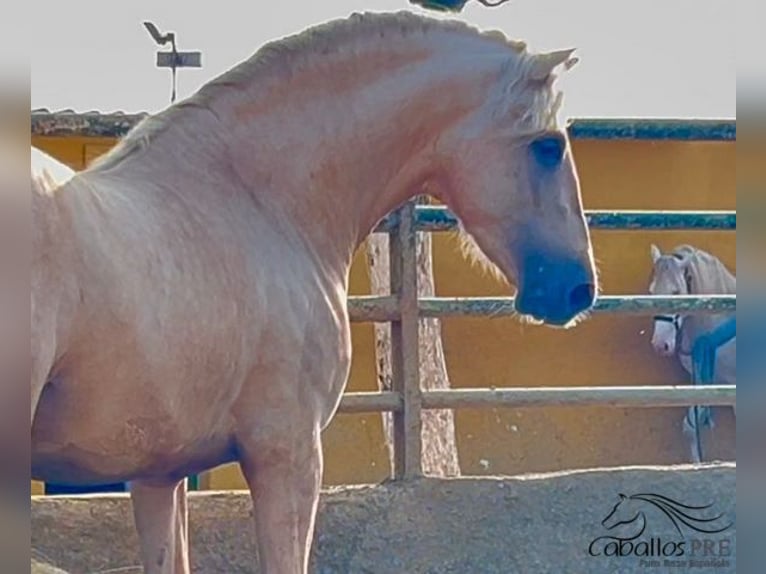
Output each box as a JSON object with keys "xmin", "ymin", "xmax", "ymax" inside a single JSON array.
[{"xmin": 31, "ymin": 135, "xmax": 735, "ymax": 491}]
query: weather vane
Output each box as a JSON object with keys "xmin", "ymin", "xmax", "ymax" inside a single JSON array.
[{"xmin": 143, "ymin": 21, "xmax": 202, "ymax": 103}]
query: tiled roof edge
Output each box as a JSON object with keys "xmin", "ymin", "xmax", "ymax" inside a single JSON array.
[{"xmin": 31, "ymin": 110, "xmax": 736, "ymax": 141}]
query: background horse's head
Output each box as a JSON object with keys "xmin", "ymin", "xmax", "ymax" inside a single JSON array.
[
  {"xmin": 437, "ymin": 47, "xmax": 596, "ymax": 327},
  {"xmin": 648, "ymin": 244, "xmax": 735, "ymax": 356},
  {"xmin": 648, "ymin": 244, "xmax": 692, "ymax": 355}
]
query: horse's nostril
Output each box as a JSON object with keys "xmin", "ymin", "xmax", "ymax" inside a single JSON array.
[{"xmin": 568, "ymin": 283, "xmax": 595, "ymax": 313}]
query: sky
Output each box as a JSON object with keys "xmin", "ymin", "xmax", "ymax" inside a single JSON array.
[{"xmin": 30, "ymin": 0, "xmax": 735, "ymax": 119}]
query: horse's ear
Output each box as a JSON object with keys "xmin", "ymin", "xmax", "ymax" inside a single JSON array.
[
  {"xmin": 529, "ymin": 49, "xmax": 578, "ymax": 81},
  {"xmin": 650, "ymin": 244, "xmax": 662, "ymax": 264}
]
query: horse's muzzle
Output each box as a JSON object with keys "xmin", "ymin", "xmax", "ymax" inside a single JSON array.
[
  {"xmin": 652, "ymin": 339, "xmax": 676, "ymax": 356},
  {"xmin": 514, "ymin": 253, "xmax": 596, "ymax": 327}
]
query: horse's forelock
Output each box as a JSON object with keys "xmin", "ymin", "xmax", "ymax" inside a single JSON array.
[
  {"xmin": 652, "ymin": 245, "xmax": 703, "ymax": 281},
  {"xmin": 492, "ymin": 54, "xmax": 570, "ymax": 137},
  {"xmin": 650, "ymin": 254, "xmax": 684, "ymax": 284}
]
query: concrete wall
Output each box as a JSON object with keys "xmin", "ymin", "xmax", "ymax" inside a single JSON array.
[
  {"xmin": 31, "ymin": 135, "xmax": 736, "ymax": 492},
  {"xmin": 31, "ymin": 463, "xmax": 736, "ymax": 574}
]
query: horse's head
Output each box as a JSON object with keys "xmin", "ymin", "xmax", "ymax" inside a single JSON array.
[
  {"xmin": 436, "ymin": 48, "xmax": 596, "ymax": 328},
  {"xmin": 601, "ymin": 493, "xmax": 643, "ymax": 530},
  {"xmin": 649, "ymin": 244, "xmax": 693, "ymax": 356}
]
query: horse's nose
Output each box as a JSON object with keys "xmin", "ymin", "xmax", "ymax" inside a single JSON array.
[
  {"xmin": 652, "ymin": 339, "xmax": 674, "ymax": 356},
  {"xmin": 569, "ymin": 283, "xmax": 596, "ymax": 315},
  {"xmin": 515, "ymin": 254, "xmax": 596, "ymax": 327}
]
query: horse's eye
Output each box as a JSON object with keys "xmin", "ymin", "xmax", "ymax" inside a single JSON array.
[{"xmin": 529, "ymin": 134, "xmax": 566, "ymax": 169}]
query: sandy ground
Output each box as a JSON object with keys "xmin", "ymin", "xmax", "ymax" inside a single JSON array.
[{"xmin": 32, "ymin": 463, "xmax": 735, "ymax": 574}]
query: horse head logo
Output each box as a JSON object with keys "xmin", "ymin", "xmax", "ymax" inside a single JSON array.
[{"xmin": 600, "ymin": 492, "xmax": 732, "ymax": 539}]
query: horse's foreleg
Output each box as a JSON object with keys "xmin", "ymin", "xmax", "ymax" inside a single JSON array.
[
  {"xmin": 238, "ymin": 425, "xmax": 323, "ymax": 574},
  {"xmin": 129, "ymin": 478, "xmax": 190, "ymax": 574}
]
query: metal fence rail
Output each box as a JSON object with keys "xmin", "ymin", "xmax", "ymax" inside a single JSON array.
[
  {"xmin": 348, "ymin": 294, "xmax": 736, "ymax": 322},
  {"xmin": 30, "ymin": 113, "xmax": 736, "ymax": 141},
  {"xmin": 338, "ymin": 385, "xmax": 737, "ymax": 414},
  {"xmin": 345, "ymin": 119, "xmax": 737, "ymax": 480},
  {"xmin": 377, "ymin": 206, "xmax": 737, "ymax": 232}
]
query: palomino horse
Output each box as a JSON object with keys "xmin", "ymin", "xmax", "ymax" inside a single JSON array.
[
  {"xmin": 30, "ymin": 12, "xmax": 597, "ymax": 573},
  {"xmin": 649, "ymin": 244, "xmax": 736, "ymax": 463}
]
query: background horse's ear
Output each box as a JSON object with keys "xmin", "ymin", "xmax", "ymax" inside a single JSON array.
[
  {"xmin": 650, "ymin": 244, "xmax": 662, "ymax": 263},
  {"xmin": 528, "ymin": 48, "xmax": 578, "ymax": 81}
]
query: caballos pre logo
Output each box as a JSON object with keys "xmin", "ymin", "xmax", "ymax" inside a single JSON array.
[{"xmin": 588, "ymin": 492, "xmax": 734, "ymax": 569}]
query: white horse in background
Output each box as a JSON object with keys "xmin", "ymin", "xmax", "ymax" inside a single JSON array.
[{"xmin": 648, "ymin": 244, "xmax": 736, "ymax": 463}]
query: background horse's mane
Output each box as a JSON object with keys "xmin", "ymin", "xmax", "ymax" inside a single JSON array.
[
  {"xmin": 89, "ymin": 11, "xmax": 547, "ymax": 174},
  {"xmin": 651, "ymin": 244, "xmax": 735, "ymax": 295},
  {"xmin": 664, "ymin": 244, "xmax": 735, "ymax": 295}
]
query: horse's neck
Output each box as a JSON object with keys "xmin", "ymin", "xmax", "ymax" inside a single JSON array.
[
  {"xmin": 85, "ymin": 25, "xmax": 523, "ymax": 281},
  {"xmin": 690, "ymin": 253, "xmax": 736, "ymax": 295},
  {"xmin": 707, "ymin": 258, "xmax": 736, "ymax": 295},
  {"xmin": 721, "ymin": 267, "xmax": 736, "ymax": 293},
  {"xmin": 195, "ymin": 35, "xmax": 509, "ymax": 273}
]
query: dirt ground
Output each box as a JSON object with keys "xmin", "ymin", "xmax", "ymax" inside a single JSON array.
[
  {"xmin": 32, "ymin": 463, "xmax": 735, "ymax": 574},
  {"xmin": 31, "ymin": 558, "xmax": 70, "ymax": 574}
]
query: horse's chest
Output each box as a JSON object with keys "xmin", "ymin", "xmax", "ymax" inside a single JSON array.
[
  {"xmin": 281, "ymin": 311, "xmax": 351, "ymax": 381},
  {"xmin": 240, "ymin": 292, "xmax": 353, "ymax": 426}
]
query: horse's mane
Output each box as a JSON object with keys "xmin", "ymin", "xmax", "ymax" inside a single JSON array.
[
  {"xmin": 671, "ymin": 244, "xmax": 736, "ymax": 295},
  {"xmin": 203, "ymin": 10, "xmax": 528, "ymax": 92},
  {"xmin": 651, "ymin": 244, "xmax": 735, "ymax": 296},
  {"xmin": 89, "ymin": 11, "xmax": 541, "ymax": 174}
]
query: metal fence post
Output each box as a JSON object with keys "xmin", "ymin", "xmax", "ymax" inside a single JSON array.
[{"xmin": 389, "ymin": 199, "xmax": 423, "ymax": 479}]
